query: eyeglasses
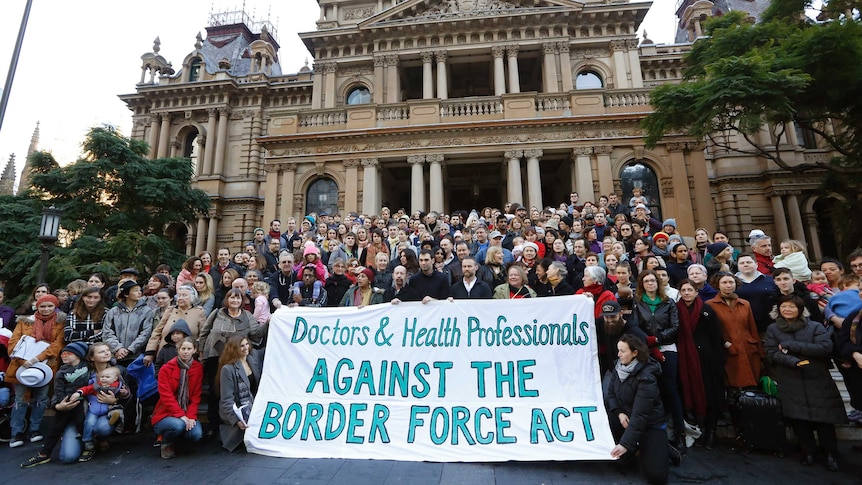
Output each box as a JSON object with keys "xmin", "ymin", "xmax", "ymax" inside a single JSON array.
[
  {"xmin": 349, "ymin": 262, "xmax": 359, "ymax": 267},
  {"xmin": 852, "ymin": 263, "xmax": 862, "ymax": 269}
]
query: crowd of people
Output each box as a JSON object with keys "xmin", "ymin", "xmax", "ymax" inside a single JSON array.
[{"xmin": 1, "ymin": 192, "xmax": 861, "ymax": 484}]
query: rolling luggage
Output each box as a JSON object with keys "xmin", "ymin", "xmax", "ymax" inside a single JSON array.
[{"xmin": 736, "ymin": 390, "xmax": 786, "ymax": 455}]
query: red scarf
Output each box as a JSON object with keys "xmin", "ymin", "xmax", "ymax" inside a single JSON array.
[
  {"xmin": 32, "ymin": 311, "xmax": 58, "ymax": 343},
  {"xmin": 269, "ymin": 229, "xmax": 281, "ymax": 239},
  {"xmin": 676, "ymin": 298, "xmax": 707, "ymax": 418}
]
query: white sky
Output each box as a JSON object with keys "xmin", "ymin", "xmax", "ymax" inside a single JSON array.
[{"xmin": 0, "ymin": 0, "xmax": 677, "ymax": 184}]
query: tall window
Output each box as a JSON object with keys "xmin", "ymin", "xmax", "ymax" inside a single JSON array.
[
  {"xmin": 189, "ymin": 58, "xmax": 202, "ymax": 82},
  {"xmin": 307, "ymin": 177, "xmax": 339, "ymax": 216},
  {"xmin": 182, "ymin": 130, "xmax": 200, "ymax": 177},
  {"xmin": 346, "ymin": 86, "xmax": 371, "ymax": 105},
  {"xmin": 619, "ymin": 162, "xmax": 662, "ymax": 220},
  {"xmin": 575, "ymin": 71, "xmax": 603, "ymax": 90}
]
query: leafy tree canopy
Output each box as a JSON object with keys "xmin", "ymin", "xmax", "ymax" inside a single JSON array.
[{"xmin": 0, "ymin": 126, "xmax": 210, "ymax": 307}]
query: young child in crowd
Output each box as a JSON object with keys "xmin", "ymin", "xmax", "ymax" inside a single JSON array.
[
  {"xmin": 71, "ymin": 366, "xmax": 125, "ymax": 460},
  {"xmin": 154, "ymin": 319, "xmax": 192, "ymax": 377},
  {"xmin": 773, "ymin": 239, "xmax": 812, "ymax": 282},
  {"xmin": 252, "ymin": 281, "xmax": 272, "ymax": 325},
  {"xmin": 628, "ymin": 186, "xmax": 648, "ymax": 208},
  {"xmin": 807, "ymin": 270, "xmax": 834, "ymax": 310},
  {"xmin": 20, "ymin": 342, "xmax": 90, "ymax": 468}
]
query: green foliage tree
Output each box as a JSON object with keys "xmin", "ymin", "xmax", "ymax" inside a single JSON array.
[
  {"xmin": 0, "ymin": 126, "xmax": 210, "ymax": 306},
  {"xmin": 642, "ymin": 1, "xmax": 862, "ymax": 256}
]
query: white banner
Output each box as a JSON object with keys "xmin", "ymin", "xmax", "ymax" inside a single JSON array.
[{"xmin": 245, "ymin": 296, "xmax": 615, "ymax": 462}]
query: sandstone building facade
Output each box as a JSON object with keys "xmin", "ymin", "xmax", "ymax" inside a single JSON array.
[{"xmin": 120, "ymin": 0, "xmax": 840, "ymax": 260}]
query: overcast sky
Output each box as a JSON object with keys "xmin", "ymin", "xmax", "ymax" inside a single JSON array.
[{"xmin": 0, "ymin": 0, "xmax": 677, "ymax": 187}]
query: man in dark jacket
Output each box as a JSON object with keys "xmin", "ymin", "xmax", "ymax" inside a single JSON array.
[
  {"xmin": 267, "ymin": 252, "xmax": 297, "ymax": 309},
  {"xmin": 383, "ymin": 266, "xmax": 421, "ymax": 303},
  {"xmin": 409, "ymin": 249, "xmax": 449, "ymax": 302},
  {"xmin": 449, "ymin": 257, "xmax": 492, "ymax": 299}
]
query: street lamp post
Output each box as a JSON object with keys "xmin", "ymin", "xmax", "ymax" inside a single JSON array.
[{"xmin": 37, "ymin": 206, "xmax": 61, "ymax": 284}]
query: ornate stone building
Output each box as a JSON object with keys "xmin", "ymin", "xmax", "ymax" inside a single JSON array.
[{"xmin": 120, "ymin": 0, "xmax": 839, "ymax": 259}]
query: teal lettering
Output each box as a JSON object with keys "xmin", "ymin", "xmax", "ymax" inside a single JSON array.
[
  {"xmin": 430, "ymin": 407, "xmax": 449, "ymax": 445},
  {"xmin": 346, "ymin": 403, "xmax": 367, "ymax": 444},
  {"xmin": 333, "ymin": 358, "xmax": 354, "ymax": 395},
  {"xmin": 495, "ymin": 407, "xmax": 516, "ymax": 444},
  {"xmin": 573, "ymin": 406, "xmax": 597, "ymax": 441},
  {"xmin": 259, "ymin": 402, "xmax": 282, "ymax": 439},
  {"xmin": 291, "ymin": 317, "xmax": 307, "ymax": 342},
  {"xmin": 408, "ymin": 405, "xmax": 429, "ymax": 443},
  {"xmin": 472, "ymin": 361, "xmax": 491, "ymax": 397},
  {"xmin": 368, "ymin": 404, "xmax": 390, "ymax": 443},
  {"xmin": 475, "ymin": 407, "xmax": 494, "ymax": 444},
  {"xmin": 300, "ymin": 403, "xmax": 324, "ymax": 440},
  {"xmin": 305, "ymin": 359, "xmax": 330, "ymax": 393},
  {"xmin": 282, "ymin": 403, "xmax": 302, "ymax": 439},
  {"xmin": 552, "ymin": 407, "xmax": 573, "ymax": 442},
  {"xmin": 324, "ymin": 402, "xmax": 345, "ymax": 440},
  {"xmin": 530, "ymin": 408, "xmax": 553, "ymax": 444},
  {"xmin": 517, "ymin": 360, "xmax": 539, "ymax": 397},
  {"xmin": 451, "ymin": 406, "xmax": 476, "ymax": 445}
]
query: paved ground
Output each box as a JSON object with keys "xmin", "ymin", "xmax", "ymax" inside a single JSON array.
[{"xmin": 2, "ymin": 424, "xmax": 861, "ymax": 484}]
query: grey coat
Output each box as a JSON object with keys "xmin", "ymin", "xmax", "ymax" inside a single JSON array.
[
  {"xmin": 102, "ymin": 299, "xmax": 154, "ymax": 358},
  {"xmin": 218, "ymin": 354, "xmax": 261, "ymax": 452},
  {"xmin": 765, "ymin": 318, "xmax": 847, "ymax": 424},
  {"xmin": 198, "ymin": 308, "xmax": 263, "ymax": 360}
]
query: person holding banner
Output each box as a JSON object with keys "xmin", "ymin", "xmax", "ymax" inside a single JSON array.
[
  {"xmin": 340, "ymin": 267, "xmax": 385, "ymax": 307},
  {"xmin": 383, "ymin": 266, "xmax": 421, "ymax": 303},
  {"xmin": 217, "ymin": 335, "xmax": 261, "ymax": 452},
  {"xmin": 608, "ymin": 334, "xmax": 679, "ymax": 484}
]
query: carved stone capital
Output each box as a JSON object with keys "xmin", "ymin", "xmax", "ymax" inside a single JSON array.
[
  {"xmin": 625, "ymin": 39, "xmax": 639, "ymax": 49},
  {"xmin": 594, "ymin": 145, "xmax": 613, "ymax": 155},
  {"xmin": 160, "ymin": 113, "xmax": 172, "ymax": 123},
  {"xmin": 385, "ymin": 55, "xmax": 399, "ymax": 67},
  {"xmin": 218, "ymin": 107, "xmax": 230, "ymax": 117},
  {"xmin": 504, "ymin": 150, "xmax": 524, "ymax": 160},
  {"xmin": 284, "ymin": 162, "xmax": 297, "ymax": 172},
  {"xmin": 543, "ymin": 42, "xmax": 557, "ymax": 54},
  {"xmin": 407, "ymin": 155, "xmax": 426, "ymax": 165},
  {"xmin": 361, "ymin": 158, "xmax": 379, "ymax": 167},
  {"xmin": 687, "ymin": 141, "xmax": 707, "ymax": 151},
  {"xmin": 556, "ymin": 42, "xmax": 570, "ymax": 53},
  {"xmin": 666, "ymin": 142, "xmax": 687, "ymax": 152},
  {"xmin": 609, "ymin": 40, "xmax": 627, "ymax": 52},
  {"xmin": 491, "ymin": 46, "xmax": 506, "ymax": 59},
  {"xmin": 574, "ymin": 147, "xmax": 593, "ymax": 157},
  {"xmin": 344, "ymin": 159, "xmax": 361, "ymax": 168},
  {"xmin": 434, "ymin": 50, "xmax": 448, "ymax": 63},
  {"xmin": 373, "ymin": 56, "xmax": 386, "ymax": 67},
  {"xmin": 506, "ymin": 45, "xmax": 519, "ymax": 57},
  {"xmin": 421, "ymin": 51, "xmax": 434, "ymax": 63},
  {"xmin": 148, "ymin": 114, "xmax": 159, "ymax": 124},
  {"xmin": 524, "ymin": 149, "xmax": 543, "ymax": 159},
  {"xmin": 426, "ymin": 154, "xmax": 444, "ymax": 164},
  {"xmin": 206, "ymin": 108, "xmax": 218, "ymax": 118},
  {"xmin": 324, "ymin": 62, "xmax": 338, "ymax": 73}
]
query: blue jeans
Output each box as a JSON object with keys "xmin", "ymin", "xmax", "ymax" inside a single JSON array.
[
  {"xmin": 0, "ymin": 387, "xmax": 10, "ymax": 406},
  {"xmin": 82, "ymin": 412, "xmax": 113, "ymax": 442},
  {"xmin": 153, "ymin": 417, "xmax": 202, "ymax": 445},
  {"xmin": 12, "ymin": 383, "xmax": 49, "ymax": 435},
  {"xmin": 58, "ymin": 423, "xmax": 82, "ymax": 464}
]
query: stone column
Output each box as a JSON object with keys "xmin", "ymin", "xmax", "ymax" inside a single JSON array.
[
  {"xmin": 666, "ymin": 142, "xmax": 695, "ymax": 235},
  {"xmin": 148, "ymin": 114, "xmax": 160, "ymax": 159},
  {"xmin": 573, "ymin": 148, "xmax": 595, "ymax": 202},
  {"xmin": 202, "ymin": 108, "xmax": 217, "ymax": 175},
  {"xmin": 770, "ymin": 193, "xmax": 791, "ymax": 243},
  {"xmin": 373, "ymin": 56, "xmax": 386, "ymax": 104},
  {"xmin": 786, "ymin": 192, "xmax": 807, "ymax": 246},
  {"xmin": 385, "ymin": 56, "xmax": 400, "ymax": 103},
  {"xmin": 195, "ymin": 216, "xmax": 207, "ymax": 255},
  {"xmin": 524, "ymin": 149, "xmax": 543, "ymax": 209},
  {"xmin": 610, "ymin": 41, "xmax": 629, "ymax": 89},
  {"xmin": 169, "ymin": 141, "xmax": 180, "ymax": 158},
  {"xmin": 344, "ymin": 159, "xmax": 361, "ymax": 215},
  {"xmin": 542, "ymin": 43, "xmax": 558, "ymax": 93},
  {"xmin": 421, "ymin": 51, "xmax": 434, "ymax": 99},
  {"xmin": 250, "ymin": 112, "xmax": 263, "ymax": 175},
  {"xmin": 427, "ymin": 154, "xmax": 445, "ymax": 213},
  {"xmin": 803, "ymin": 213, "xmax": 823, "ymax": 262},
  {"xmin": 323, "ymin": 63, "xmax": 338, "ymax": 108},
  {"xmin": 557, "ymin": 42, "xmax": 573, "ymax": 92},
  {"xmin": 206, "ymin": 213, "xmax": 219, "ymax": 255},
  {"xmin": 505, "ymin": 150, "xmax": 524, "ymax": 205},
  {"xmin": 279, "ymin": 163, "xmax": 297, "ymax": 221},
  {"xmin": 626, "ymin": 39, "xmax": 644, "ymax": 88},
  {"xmin": 362, "ymin": 158, "xmax": 380, "ymax": 215},
  {"xmin": 435, "ymin": 50, "xmax": 448, "ymax": 100},
  {"xmin": 212, "ymin": 107, "xmax": 230, "ymax": 176},
  {"xmin": 506, "ymin": 46, "xmax": 520, "ymax": 94},
  {"xmin": 157, "ymin": 113, "xmax": 172, "ymax": 158},
  {"xmin": 594, "ymin": 145, "xmax": 615, "ymax": 198},
  {"xmin": 686, "ymin": 143, "xmax": 716, "ymax": 232},
  {"xmin": 408, "ymin": 155, "xmax": 426, "ymax": 213},
  {"xmin": 263, "ymin": 168, "xmax": 280, "ymax": 224},
  {"xmin": 492, "ymin": 46, "xmax": 506, "ymax": 96}
]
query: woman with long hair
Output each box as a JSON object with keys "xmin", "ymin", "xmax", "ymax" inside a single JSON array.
[
  {"xmin": 632, "ymin": 270, "xmax": 686, "ymax": 453},
  {"xmin": 64, "ymin": 287, "xmax": 106, "ymax": 343},
  {"xmin": 213, "ymin": 268, "xmax": 239, "ymax": 312},
  {"xmin": 176, "ymin": 256, "xmax": 203, "ymax": 289},
  {"xmin": 144, "ymin": 285, "xmax": 207, "ymax": 366},
  {"xmin": 15, "ymin": 283, "xmax": 51, "ymax": 317},
  {"xmin": 194, "ymin": 273, "xmax": 216, "ymax": 315},
  {"xmin": 143, "ymin": 274, "xmax": 171, "ymax": 312},
  {"xmin": 217, "ymin": 335, "xmax": 261, "ymax": 452},
  {"xmin": 399, "ymin": 248, "xmax": 420, "ymax": 278},
  {"xmin": 676, "ymin": 279, "xmax": 725, "ymax": 449},
  {"xmin": 478, "ymin": 246, "xmax": 508, "ymax": 290},
  {"xmin": 198, "ymin": 252, "xmax": 213, "ymax": 274},
  {"xmin": 708, "ymin": 272, "xmax": 763, "ymax": 390},
  {"xmin": 365, "ymin": 229, "xmax": 389, "ymax": 267},
  {"xmin": 151, "ymin": 337, "xmax": 203, "ymax": 459},
  {"xmin": 691, "ymin": 228, "xmax": 712, "ymax": 265}
]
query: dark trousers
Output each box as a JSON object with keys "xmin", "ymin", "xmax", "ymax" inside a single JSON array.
[
  {"xmin": 793, "ymin": 420, "xmax": 837, "ymax": 455},
  {"xmin": 41, "ymin": 404, "xmax": 85, "ymax": 455},
  {"xmin": 609, "ymin": 417, "xmax": 670, "ymax": 484},
  {"xmin": 204, "ymin": 357, "xmax": 221, "ymax": 429},
  {"xmin": 659, "ymin": 351, "xmax": 685, "ymax": 436}
]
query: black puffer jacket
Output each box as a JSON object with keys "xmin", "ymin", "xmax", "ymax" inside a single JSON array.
[
  {"xmin": 765, "ymin": 317, "xmax": 847, "ymax": 424},
  {"xmin": 631, "ymin": 299, "xmax": 679, "ymax": 345},
  {"xmin": 606, "ymin": 359, "xmax": 666, "ymax": 451}
]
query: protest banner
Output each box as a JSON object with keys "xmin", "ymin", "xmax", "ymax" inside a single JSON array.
[{"xmin": 245, "ymin": 296, "xmax": 615, "ymax": 462}]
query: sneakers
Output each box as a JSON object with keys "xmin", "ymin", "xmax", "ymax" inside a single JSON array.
[
  {"xmin": 668, "ymin": 443, "xmax": 683, "ymax": 466},
  {"xmin": 28, "ymin": 431, "xmax": 43, "ymax": 443},
  {"xmin": 20, "ymin": 453, "xmax": 50, "ymax": 468},
  {"xmin": 9, "ymin": 433, "xmax": 25, "ymax": 448},
  {"xmin": 78, "ymin": 441, "xmax": 95, "ymax": 462},
  {"xmin": 153, "ymin": 435, "xmax": 163, "ymax": 448},
  {"xmin": 108, "ymin": 409, "xmax": 123, "ymax": 427},
  {"xmin": 160, "ymin": 442, "xmax": 175, "ymax": 459},
  {"xmin": 848, "ymin": 409, "xmax": 862, "ymax": 423}
]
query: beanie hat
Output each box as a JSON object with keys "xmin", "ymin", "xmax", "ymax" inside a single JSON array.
[
  {"xmin": 357, "ymin": 266, "xmax": 375, "ymax": 281},
  {"xmin": 62, "ymin": 341, "xmax": 89, "ymax": 360},
  {"xmin": 152, "ymin": 273, "xmax": 170, "ymax": 288},
  {"xmin": 303, "ymin": 241, "xmax": 320, "ymax": 257},
  {"xmin": 652, "ymin": 232, "xmax": 669, "ymax": 242},
  {"xmin": 662, "ymin": 219, "xmax": 677, "ymax": 229},
  {"xmin": 707, "ymin": 242, "xmax": 730, "ymax": 257},
  {"xmin": 522, "ymin": 241, "xmax": 540, "ymax": 253},
  {"xmin": 560, "ymin": 215, "xmax": 574, "ymax": 228},
  {"xmin": 36, "ymin": 294, "xmax": 60, "ymax": 308}
]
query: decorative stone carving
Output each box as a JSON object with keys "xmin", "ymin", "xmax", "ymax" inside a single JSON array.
[
  {"xmin": 419, "ymin": 0, "xmax": 519, "ymax": 18},
  {"xmin": 523, "ymin": 149, "xmax": 543, "ymax": 159},
  {"xmin": 361, "ymin": 158, "xmax": 379, "ymax": 167},
  {"xmin": 324, "ymin": 63, "xmax": 338, "ymax": 73},
  {"xmin": 506, "ymin": 45, "xmax": 519, "ymax": 57},
  {"xmin": 421, "ymin": 51, "xmax": 434, "ymax": 63},
  {"xmin": 666, "ymin": 142, "xmax": 686, "ymax": 152},
  {"xmin": 661, "ymin": 178, "xmax": 674, "ymax": 198},
  {"xmin": 504, "ymin": 150, "xmax": 523, "ymax": 159},
  {"xmin": 426, "ymin": 154, "xmax": 445, "ymax": 164},
  {"xmin": 373, "ymin": 56, "xmax": 386, "ymax": 67},
  {"xmin": 556, "ymin": 42, "xmax": 570, "ymax": 53},
  {"xmin": 343, "ymin": 159, "xmax": 361, "ymax": 168},
  {"xmin": 491, "ymin": 46, "xmax": 506, "ymax": 59},
  {"xmin": 285, "ymin": 162, "xmax": 297, "ymax": 172},
  {"xmin": 385, "ymin": 55, "xmax": 399, "ymax": 67},
  {"xmin": 543, "ymin": 42, "xmax": 557, "ymax": 54},
  {"xmin": 625, "ymin": 39, "xmax": 639, "ymax": 49},
  {"xmin": 594, "ymin": 145, "xmax": 613, "ymax": 155},
  {"xmin": 574, "ymin": 147, "xmax": 593, "ymax": 156},
  {"xmin": 407, "ymin": 155, "xmax": 426, "ymax": 165},
  {"xmin": 571, "ymin": 48, "xmax": 605, "ymax": 59},
  {"xmin": 344, "ymin": 6, "xmax": 375, "ymax": 20},
  {"xmin": 609, "ymin": 40, "xmax": 627, "ymax": 52},
  {"xmin": 434, "ymin": 50, "xmax": 448, "ymax": 63}
]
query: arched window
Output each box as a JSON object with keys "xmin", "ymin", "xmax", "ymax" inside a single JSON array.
[
  {"xmin": 182, "ymin": 129, "xmax": 200, "ymax": 177},
  {"xmin": 306, "ymin": 177, "xmax": 339, "ymax": 216},
  {"xmin": 575, "ymin": 71, "xmax": 603, "ymax": 90},
  {"xmin": 619, "ymin": 161, "xmax": 662, "ymax": 220},
  {"xmin": 346, "ymin": 86, "xmax": 371, "ymax": 105},
  {"xmin": 189, "ymin": 58, "xmax": 202, "ymax": 82}
]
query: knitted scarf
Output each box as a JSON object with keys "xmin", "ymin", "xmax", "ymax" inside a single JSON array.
[
  {"xmin": 582, "ymin": 283, "xmax": 605, "ymax": 298},
  {"xmin": 676, "ymin": 298, "xmax": 707, "ymax": 418},
  {"xmin": 509, "ymin": 285, "xmax": 531, "ymax": 299},
  {"xmin": 32, "ymin": 310, "xmax": 57, "ymax": 343},
  {"xmin": 175, "ymin": 356, "xmax": 192, "ymax": 412},
  {"xmin": 615, "ymin": 358, "xmax": 638, "ymax": 382}
]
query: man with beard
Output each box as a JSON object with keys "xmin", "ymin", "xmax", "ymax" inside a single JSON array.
[
  {"xmin": 449, "ymin": 257, "xmax": 492, "ymax": 299},
  {"xmin": 384, "ymin": 265, "xmax": 421, "ymax": 303}
]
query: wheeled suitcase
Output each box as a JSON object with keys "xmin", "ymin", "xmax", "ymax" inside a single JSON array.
[{"xmin": 736, "ymin": 390, "xmax": 786, "ymax": 454}]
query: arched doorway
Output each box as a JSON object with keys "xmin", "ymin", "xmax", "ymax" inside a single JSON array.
[
  {"xmin": 179, "ymin": 127, "xmax": 200, "ymax": 176},
  {"xmin": 307, "ymin": 177, "xmax": 339, "ymax": 216},
  {"xmin": 813, "ymin": 197, "xmax": 841, "ymax": 259},
  {"xmin": 619, "ymin": 161, "xmax": 662, "ymax": 221}
]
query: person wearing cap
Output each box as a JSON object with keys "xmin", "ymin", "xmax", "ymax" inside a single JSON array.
[
  {"xmin": 651, "ymin": 232, "xmax": 671, "ymax": 260},
  {"xmin": 595, "ymin": 300, "xmax": 647, "ymax": 378},
  {"xmin": 705, "ymin": 242, "xmax": 737, "ymax": 280},
  {"xmin": 662, "ymin": 219, "xmax": 678, "ymax": 237},
  {"xmin": 339, "ymin": 266, "xmax": 385, "ymax": 306},
  {"xmin": 102, "ymin": 280, "xmax": 154, "ymax": 366},
  {"xmin": 103, "ymin": 267, "xmax": 140, "ymax": 308},
  {"xmin": 6, "ymin": 294, "xmax": 66, "ymax": 448},
  {"xmin": 20, "ymin": 341, "xmax": 91, "ymax": 467},
  {"xmin": 474, "ymin": 230, "xmax": 514, "ymax": 266},
  {"xmin": 632, "ymin": 204, "xmax": 663, "ymax": 233},
  {"xmin": 666, "ymin": 243, "xmax": 693, "ymax": 288}
]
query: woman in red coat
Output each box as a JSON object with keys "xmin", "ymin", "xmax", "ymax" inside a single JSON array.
[{"xmin": 152, "ymin": 337, "xmax": 203, "ymax": 459}]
